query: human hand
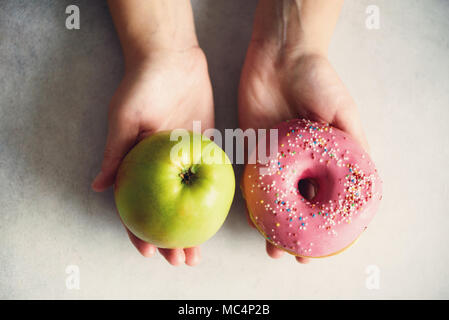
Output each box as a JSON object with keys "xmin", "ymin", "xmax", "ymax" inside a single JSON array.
[
  {"xmin": 239, "ymin": 1, "xmax": 368, "ymax": 264},
  {"xmin": 92, "ymin": 47, "xmax": 214, "ymax": 266},
  {"xmin": 91, "ymin": 0, "xmax": 213, "ymax": 266}
]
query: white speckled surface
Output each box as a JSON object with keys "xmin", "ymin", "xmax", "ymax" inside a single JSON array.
[{"xmin": 1, "ymin": 0, "xmax": 448, "ymax": 299}]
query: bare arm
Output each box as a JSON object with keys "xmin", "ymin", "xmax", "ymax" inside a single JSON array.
[
  {"xmin": 94, "ymin": 1, "xmax": 212, "ymax": 266},
  {"xmin": 240, "ymin": 0, "xmax": 367, "ymax": 263},
  {"xmin": 251, "ymin": 0, "xmax": 344, "ymax": 56},
  {"xmin": 107, "ymin": 0, "xmax": 199, "ymax": 69}
]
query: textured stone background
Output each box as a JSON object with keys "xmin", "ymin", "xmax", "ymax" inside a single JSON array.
[{"xmin": 0, "ymin": 0, "xmax": 448, "ymax": 299}]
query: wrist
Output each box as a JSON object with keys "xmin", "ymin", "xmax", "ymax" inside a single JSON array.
[
  {"xmin": 108, "ymin": 0, "xmax": 199, "ymax": 71},
  {"xmin": 123, "ymin": 46, "xmax": 206, "ymax": 77},
  {"xmin": 250, "ymin": 0, "xmax": 343, "ymax": 59},
  {"xmin": 248, "ymin": 37, "xmax": 328, "ymax": 61},
  {"xmin": 122, "ymin": 37, "xmax": 199, "ymax": 72}
]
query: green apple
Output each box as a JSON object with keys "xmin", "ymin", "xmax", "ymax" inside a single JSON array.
[{"xmin": 114, "ymin": 131, "xmax": 235, "ymax": 248}]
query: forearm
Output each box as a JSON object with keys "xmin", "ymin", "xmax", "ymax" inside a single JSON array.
[
  {"xmin": 251, "ymin": 0, "xmax": 344, "ymax": 56},
  {"xmin": 108, "ymin": 0, "xmax": 198, "ymax": 68}
]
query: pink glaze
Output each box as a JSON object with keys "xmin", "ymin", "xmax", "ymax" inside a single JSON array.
[{"xmin": 242, "ymin": 119, "xmax": 382, "ymax": 258}]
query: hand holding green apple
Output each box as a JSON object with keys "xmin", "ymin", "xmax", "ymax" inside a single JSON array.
[
  {"xmin": 91, "ymin": 47, "xmax": 216, "ymax": 265},
  {"xmin": 115, "ymin": 131, "xmax": 235, "ymax": 249}
]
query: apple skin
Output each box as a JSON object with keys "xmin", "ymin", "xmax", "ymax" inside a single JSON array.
[{"xmin": 114, "ymin": 131, "xmax": 235, "ymax": 248}]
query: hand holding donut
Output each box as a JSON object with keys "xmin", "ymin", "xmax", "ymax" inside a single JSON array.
[
  {"xmin": 242, "ymin": 119, "xmax": 382, "ymax": 260},
  {"xmin": 239, "ymin": 0, "xmax": 373, "ymax": 263}
]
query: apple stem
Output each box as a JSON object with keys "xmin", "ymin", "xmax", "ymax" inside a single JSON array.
[{"xmin": 180, "ymin": 167, "xmax": 195, "ymax": 185}]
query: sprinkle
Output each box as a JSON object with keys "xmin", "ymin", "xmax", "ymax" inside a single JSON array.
[{"xmin": 246, "ymin": 118, "xmax": 377, "ymax": 255}]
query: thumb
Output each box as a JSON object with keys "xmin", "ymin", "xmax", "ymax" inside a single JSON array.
[
  {"xmin": 92, "ymin": 113, "xmax": 139, "ymax": 192},
  {"xmin": 333, "ymin": 107, "xmax": 370, "ymax": 154}
]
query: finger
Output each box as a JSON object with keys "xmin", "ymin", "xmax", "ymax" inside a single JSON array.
[
  {"xmin": 245, "ymin": 205, "xmax": 257, "ymax": 229},
  {"xmin": 295, "ymin": 256, "xmax": 310, "ymax": 264},
  {"xmin": 241, "ymin": 174, "xmax": 257, "ymax": 229},
  {"xmin": 184, "ymin": 247, "xmax": 201, "ymax": 266},
  {"xmin": 126, "ymin": 229, "xmax": 156, "ymax": 257},
  {"xmin": 246, "ymin": 213, "xmax": 256, "ymax": 229},
  {"xmin": 158, "ymin": 248, "xmax": 186, "ymax": 266},
  {"xmin": 266, "ymin": 241, "xmax": 284, "ymax": 259},
  {"xmin": 92, "ymin": 110, "xmax": 139, "ymax": 192},
  {"xmin": 333, "ymin": 108, "xmax": 370, "ymax": 153}
]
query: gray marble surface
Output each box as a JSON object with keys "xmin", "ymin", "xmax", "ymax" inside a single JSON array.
[{"xmin": 1, "ymin": 0, "xmax": 448, "ymax": 299}]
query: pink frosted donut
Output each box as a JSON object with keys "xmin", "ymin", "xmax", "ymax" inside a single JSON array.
[{"xmin": 242, "ymin": 118, "xmax": 382, "ymax": 258}]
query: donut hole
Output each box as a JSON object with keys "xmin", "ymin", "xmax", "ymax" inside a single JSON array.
[
  {"xmin": 298, "ymin": 178, "xmax": 318, "ymax": 201},
  {"xmin": 296, "ymin": 165, "xmax": 337, "ymax": 204}
]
